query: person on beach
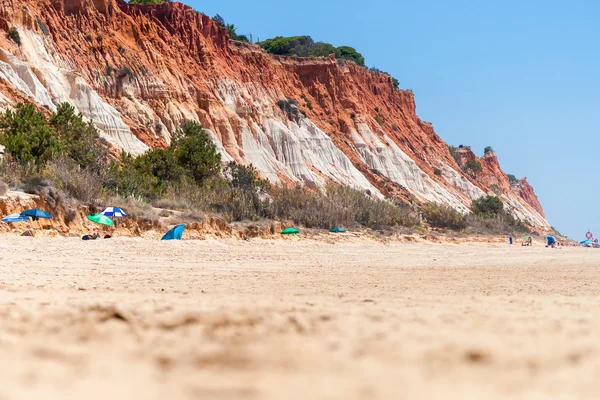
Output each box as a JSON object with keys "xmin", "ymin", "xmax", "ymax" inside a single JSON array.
[{"xmin": 546, "ymin": 236, "xmax": 556, "ymax": 248}]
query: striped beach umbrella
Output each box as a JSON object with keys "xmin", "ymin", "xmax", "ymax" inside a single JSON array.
[
  {"xmin": 100, "ymin": 207, "xmax": 127, "ymax": 217},
  {"xmin": 2, "ymin": 213, "xmax": 30, "ymax": 223}
]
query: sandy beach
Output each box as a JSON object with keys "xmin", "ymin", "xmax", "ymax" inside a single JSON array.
[{"xmin": 0, "ymin": 235, "xmax": 598, "ymax": 399}]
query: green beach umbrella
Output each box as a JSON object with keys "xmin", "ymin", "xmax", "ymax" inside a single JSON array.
[
  {"xmin": 281, "ymin": 227, "xmax": 299, "ymax": 235},
  {"xmin": 87, "ymin": 214, "xmax": 115, "ymax": 227}
]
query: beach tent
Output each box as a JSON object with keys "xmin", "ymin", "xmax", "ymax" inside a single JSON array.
[
  {"xmin": 162, "ymin": 224, "xmax": 185, "ymax": 241},
  {"xmin": 20, "ymin": 208, "xmax": 52, "ymax": 221},
  {"xmin": 281, "ymin": 227, "xmax": 300, "ymax": 235},
  {"xmin": 2, "ymin": 213, "xmax": 30, "ymax": 223},
  {"xmin": 580, "ymin": 240, "xmax": 594, "ymax": 247},
  {"xmin": 101, "ymin": 207, "xmax": 127, "ymax": 217},
  {"xmin": 330, "ymin": 227, "xmax": 347, "ymax": 233},
  {"xmin": 87, "ymin": 214, "xmax": 114, "ymax": 227}
]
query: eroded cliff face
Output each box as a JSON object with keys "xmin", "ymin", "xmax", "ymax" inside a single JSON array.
[{"xmin": 0, "ymin": 0, "xmax": 549, "ymax": 228}]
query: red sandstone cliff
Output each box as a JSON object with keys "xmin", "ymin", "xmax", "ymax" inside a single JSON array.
[{"xmin": 0, "ymin": 0, "xmax": 548, "ymax": 227}]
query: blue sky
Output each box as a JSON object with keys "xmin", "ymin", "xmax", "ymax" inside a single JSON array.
[{"xmin": 182, "ymin": 0, "xmax": 599, "ymax": 239}]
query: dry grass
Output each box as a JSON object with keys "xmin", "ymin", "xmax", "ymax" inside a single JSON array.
[
  {"xmin": 466, "ymin": 214, "xmax": 528, "ymax": 235},
  {"xmin": 0, "ymin": 179, "xmax": 7, "ymax": 196},
  {"xmin": 44, "ymin": 159, "xmax": 104, "ymax": 203},
  {"xmin": 422, "ymin": 202, "xmax": 468, "ymax": 230}
]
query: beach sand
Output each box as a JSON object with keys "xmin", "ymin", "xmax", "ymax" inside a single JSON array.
[{"xmin": 0, "ymin": 235, "xmax": 598, "ymax": 399}]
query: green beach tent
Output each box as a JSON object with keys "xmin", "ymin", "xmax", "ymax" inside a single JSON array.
[
  {"xmin": 330, "ymin": 227, "xmax": 347, "ymax": 233},
  {"xmin": 281, "ymin": 227, "xmax": 300, "ymax": 235}
]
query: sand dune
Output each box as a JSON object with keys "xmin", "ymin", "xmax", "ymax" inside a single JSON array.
[{"xmin": 0, "ymin": 235, "xmax": 598, "ymax": 399}]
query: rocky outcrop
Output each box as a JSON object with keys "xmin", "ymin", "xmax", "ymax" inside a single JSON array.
[
  {"xmin": 514, "ymin": 178, "xmax": 545, "ymax": 217},
  {"xmin": 0, "ymin": 0, "xmax": 549, "ymax": 228}
]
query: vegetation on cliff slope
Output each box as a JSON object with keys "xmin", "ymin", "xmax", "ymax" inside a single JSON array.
[
  {"xmin": 0, "ymin": 102, "xmax": 419, "ymax": 230},
  {"xmin": 127, "ymin": 0, "xmax": 171, "ymax": 5},
  {"xmin": 0, "ymin": 102, "xmax": 531, "ymax": 234},
  {"xmin": 422, "ymin": 195, "xmax": 528, "ymax": 234},
  {"xmin": 260, "ymin": 36, "xmax": 365, "ymax": 66}
]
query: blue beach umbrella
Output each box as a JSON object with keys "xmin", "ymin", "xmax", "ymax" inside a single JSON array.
[
  {"xmin": 20, "ymin": 208, "xmax": 52, "ymax": 221},
  {"xmin": 162, "ymin": 224, "xmax": 185, "ymax": 241},
  {"xmin": 101, "ymin": 207, "xmax": 127, "ymax": 217},
  {"xmin": 2, "ymin": 213, "xmax": 30, "ymax": 223}
]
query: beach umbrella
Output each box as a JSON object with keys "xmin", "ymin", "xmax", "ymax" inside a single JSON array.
[
  {"xmin": 20, "ymin": 208, "xmax": 52, "ymax": 221},
  {"xmin": 2, "ymin": 213, "xmax": 30, "ymax": 223},
  {"xmin": 281, "ymin": 227, "xmax": 299, "ymax": 235},
  {"xmin": 162, "ymin": 224, "xmax": 185, "ymax": 241},
  {"xmin": 101, "ymin": 207, "xmax": 127, "ymax": 217},
  {"xmin": 87, "ymin": 214, "xmax": 115, "ymax": 227},
  {"xmin": 330, "ymin": 227, "xmax": 347, "ymax": 233}
]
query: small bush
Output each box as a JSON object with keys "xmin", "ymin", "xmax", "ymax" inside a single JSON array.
[
  {"xmin": 212, "ymin": 14, "xmax": 225, "ymax": 26},
  {"xmin": 277, "ymin": 98, "xmax": 301, "ymax": 118},
  {"xmin": 433, "ymin": 168, "xmax": 442, "ymax": 176},
  {"xmin": 85, "ymin": 34, "xmax": 93, "ymax": 42},
  {"xmin": 422, "ymin": 203, "xmax": 468, "ymax": 230},
  {"xmin": 472, "ymin": 195, "xmax": 503, "ymax": 217},
  {"xmin": 117, "ymin": 66, "xmax": 133, "ymax": 79},
  {"xmin": 8, "ymin": 27, "xmax": 21, "ymax": 46},
  {"xmin": 374, "ymin": 115, "xmax": 384, "ymax": 125},
  {"xmin": 465, "ymin": 159, "xmax": 482, "ymax": 173},
  {"xmin": 448, "ymin": 145, "xmax": 462, "ymax": 166},
  {"xmin": 484, "ymin": 146, "xmax": 494, "ymax": 154},
  {"xmin": 490, "ymin": 184, "xmax": 501, "ymax": 195},
  {"xmin": 507, "ymin": 174, "xmax": 518, "ymax": 185}
]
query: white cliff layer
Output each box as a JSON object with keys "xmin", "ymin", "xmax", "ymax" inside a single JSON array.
[{"xmin": 1, "ymin": 28, "xmax": 148, "ymax": 154}]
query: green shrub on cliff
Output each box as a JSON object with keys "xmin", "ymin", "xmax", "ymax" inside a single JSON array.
[
  {"xmin": 465, "ymin": 159, "xmax": 482, "ymax": 173},
  {"xmin": 0, "ymin": 103, "xmax": 60, "ymax": 165},
  {"xmin": 107, "ymin": 121, "xmax": 222, "ymax": 199},
  {"xmin": 127, "ymin": 0, "xmax": 171, "ymax": 5},
  {"xmin": 7, "ymin": 27, "xmax": 21, "ymax": 46},
  {"xmin": 0, "ymin": 103, "xmax": 108, "ymax": 172},
  {"xmin": 448, "ymin": 145, "xmax": 462, "ymax": 166},
  {"xmin": 227, "ymin": 24, "xmax": 250, "ymax": 42},
  {"xmin": 259, "ymin": 36, "xmax": 365, "ymax": 66},
  {"xmin": 336, "ymin": 46, "xmax": 365, "ymax": 66},
  {"xmin": 472, "ymin": 195, "xmax": 504, "ymax": 217}
]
